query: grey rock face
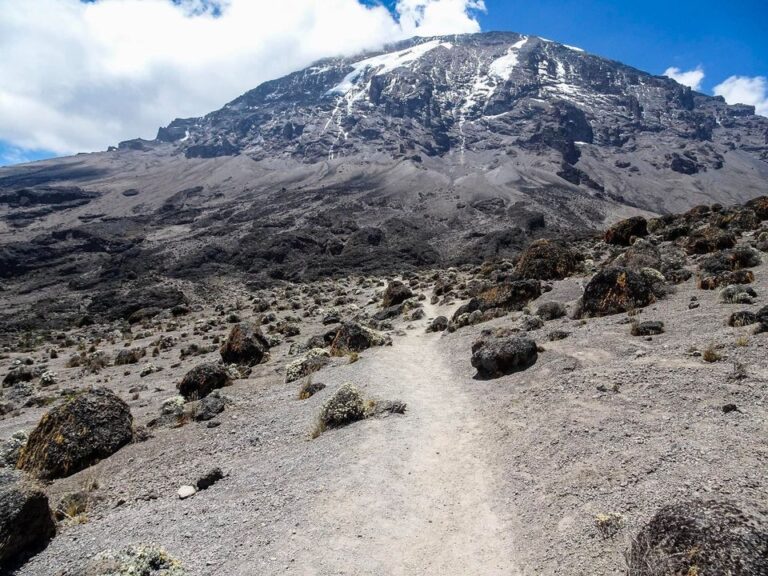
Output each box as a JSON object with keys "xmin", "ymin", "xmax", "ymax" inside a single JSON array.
[
  {"xmin": 1, "ymin": 32, "xmax": 767, "ymax": 302},
  {"xmin": 0, "ymin": 470, "xmax": 56, "ymax": 566}
]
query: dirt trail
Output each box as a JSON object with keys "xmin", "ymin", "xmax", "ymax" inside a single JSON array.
[{"xmin": 294, "ymin": 302, "xmax": 518, "ymax": 576}]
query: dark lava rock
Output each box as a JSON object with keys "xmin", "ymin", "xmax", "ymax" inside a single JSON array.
[
  {"xmin": 193, "ymin": 394, "xmax": 226, "ymax": 421},
  {"xmin": 373, "ymin": 303, "xmax": 405, "ymax": 321},
  {"xmin": 471, "ymin": 336, "xmax": 538, "ymax": 378},
  {"xmin": 631, "ymin": 320, "xmax": 665, "ymax": 336},
  {"xmin": 87, "ymin": 286, "xmax": 186, "ymax": 322},
  {"xmin": 729, "ymin": 311, "xmax": 758, "ymax": 327},
  {"xmin": 685, "ymin": 227, "xmax": 737, "ymax": 255},
  {"xmin": 2, "ymin": 366, "xmax": 38, "ymax": 387},
  {"xmin": 722, "ymin": 403, "xmax": 740, "ymax": 414},
  {"xmin": 745, "ymin": 195, "xmax": 768, "ymax": 220},
  {"xmin": 604, "ymin": 216, "xmax": 648, "ymax": 246},
  {"xmin": 299, "ymin": 381, "xmax": 326, "ymax": 400},
  {"xmin": 178, "ymin": 363, "xmax": 231, "ymax": 400},
  {"xmin": 17, "ymin": 388, "xmax": 133, "ymax": 480},
  {"xmin": 220, "ymin": 323, "xmax": 269, "ymax": 366},
  {"xmin": 515, "ymin": 239, "xmax": 580, "ymax": 280},
  {"xmin": 196, "ymin": 467, "xmax": 224, "ymax": 490},
  {"xmin": 114, "ymin": 347, "xmax": 146, "ymax": 366},
  {"xmin": 627, "ymin": 499, "xmax": 768, "ymax": 576},
  {"xmin": 381, "ymin": 281, "xmax": 413, "ymax": 308},
  {"xmin": 576, "ymin": 267, "xmax": 655, "ymax": 318},
  {"xmin": 698, "ymin": 269, "xmax": 754, "ymax": 290},
  {"xmin": 476, "ymin": 279, "xmax": 541, "ymax": 312},
  {"xmin": 700, "ymin": 247, "xmax": 761, "ymax": 273},
  {"xmin": 547, "ymin": 330, "xmax": 570, "ymax": 341},
  {"xmin": 0, "ymin": 469, "xmax": 56, "ymax": 566},
  {"xmin": 329, "ymin": 322, "xmax": 390, "ymax": 354},
  {"xmin": 426, "ymin": 316, "xmax": 449, "ymax": 333}
]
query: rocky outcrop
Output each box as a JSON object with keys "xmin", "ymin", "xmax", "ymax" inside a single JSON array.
[
  {"xmin": 178, "ymin": 363, "xmax": 231, "ymax": 400},
  {"xmin": 220, "ymin": 323, "xmax": 270, "ymax": 366},
  {"xmin": 627, "ymin": 500, "xmax": 768, "ymax": 576},
  {"xmin": 576, "ymin": 267, "xmax": 655, "ymax": 318},
  {"xmin": 471, "ymin": 336, "xmax": 538, "ymax": 378},
  {"xmin": 17, "ymin": 388, "xmax": 133, "ymax": 480},
  {"xmin": 0, "ymin": 470, "xmax": 55, "ymax": 566}
]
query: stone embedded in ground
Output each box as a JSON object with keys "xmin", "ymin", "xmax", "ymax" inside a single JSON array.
[
  {"xmin": 381, "ymin": 281, "xmax": 413, "ymax": 308},
  {"xmin": 77, "ymin": 545, "xmax": 185, "ymax": 575},
  {"xmin": 477, "ymin": 279, "xmax": 541, "ymax": 312},
  {"xmin": 426, "ymin": 316, "xmax": 448, "ymax": 332},
  {"xmin": 685, "ymin": 226, "xmax": 737, "ymax": 255},
  {"xmin": 196, "ymin": 467, "xmax": 224, "ymax": 491},
  {"xmin": 720, "ymin": 284, "xmax": 757, "ymax": 304},
  {"xmin": 285, "ymin": 348, "xmax": 330, "ymax": 383},
  {"xmin": 604, "ymin": 216, "xmax": 648, "ymax": 246},
  {"xmin": 114, "ymin": 347, "xmax": 146, "ymax": 366},
  {"xmin": 177, "ymin": 485, "xmax": 196, "ymax": 499},
  {"xmin": 515, "ymin": 239, "xmax": 580, "ymax": 280},
  {"xmin": 576, "ymin": 267, "xmax": 655, "ymax": 318},
  {"xmin": 471, "ymin": 336, "xmax": 538, "ymax": 378},
  {"xmin": 299, "ymin": 381, "xmax": 326, "ymax": 400},
  {"xmin": 177, "ymin": 363, "xmax": 231, "ymax": 401},
  {"xmin": 627, "ymin": 499, "xmax": 768, "ymax": 576},
  {"xmin": 330, "ymin": 322, "xmax": 391, "ymax": 354},
  {"xmin": 318, "ymin": 383, "xmax": 365, "ymax": 430},
  {"xmin": 219, "ymin": 322, "xmax": 270, "ymax": 366},
  {"xmin": 0, "ymin": 469, "xmax": 56, "ymax": 565},
  {"xmin": 17, "ymin": 387, "xmax": 133, "ymax": 480},
  {"xmin": 698, "ymin": 269, "xmax": 754, "ymax": 290},
  {"xmin": 630, "ymin": 321, "xmax": 665, "ymax": 336}
]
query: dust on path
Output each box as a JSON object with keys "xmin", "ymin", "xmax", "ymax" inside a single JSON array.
[{"xmin": 292, "ymin": 302, "xmax": 519, "ymax": 576}]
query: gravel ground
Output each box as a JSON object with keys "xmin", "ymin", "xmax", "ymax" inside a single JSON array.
[{"xmin": 2, "ymin": 253, "xmax": 767, "ymax": 575}]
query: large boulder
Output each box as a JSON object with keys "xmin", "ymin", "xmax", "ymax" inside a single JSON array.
[
  {"xmin": 576, "ymin": 267, "xmax": 655, "ymax": 318},
  {"xmin": 178, "ymin": 363, "xmax": 231, "ymax": 400},
  {"xmin": 330, "ymin": 322, "xmax": 391, "ymax": 354},
  {"xmin": 698, "ymin": 270, "xmax": 754, "ymax": 290},
  {"xmin": 627, "ymin": 500, "xmax": 768, "ymax": 576},
  {"xmin": 17, "ymin": 388, "xmax": 133, "ymax": 480},
  {"xmin": 471, "ymin": 336, "xmax": 538, "ymax": 378},
  {"xmin": 745, "ymin": 195, "xmax": 768, "ymax": 220},
  {"xmin": 87, "ymin": 286, "xmax": 186, "ymax": 322},
  {"xmin": 476, "ymin": 280, "xmax": 541, "ymax": 313},
  {"xmin": 220, "ymin": 323, "xmax": 270, "ymax": 366},
  {"xmin": 381, "ymin": 281, "xmax": 413, "ymax": 308},
  {"xmin": 515, "ymin": 239, "xmax": 580, "ymax": 280},
  {"xmin": 604, "ymin": 216, "xmax": 647, "ymax": 246},
  {"xmin": 0, "ymin": 469, "xmax": 56, "ymax": 566}
]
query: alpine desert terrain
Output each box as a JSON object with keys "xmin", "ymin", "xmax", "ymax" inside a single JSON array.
[{"xmin": 0, "ymin": 31, "xmax": 767, "ymax": 576}]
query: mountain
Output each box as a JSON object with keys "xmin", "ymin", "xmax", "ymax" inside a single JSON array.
[{"xmin": 1, "ymin": 32, "xmax": 767, "ymax": 291}]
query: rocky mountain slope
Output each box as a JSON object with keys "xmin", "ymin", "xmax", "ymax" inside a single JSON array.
[{"xmin": 1, "ymin": 32, "xmax": 767, "ymax": 306}]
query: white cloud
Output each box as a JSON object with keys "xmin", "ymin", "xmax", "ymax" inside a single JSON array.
[
  {"xmin": 0, "ymin": 0, "xmax": 485, "ymax": 156},
  {"xmin": 714, "ymin": 75, "xmax": 768, "ymax": 117},
  {"xmin": 663, "ymin": 66, "xmax": 705, "ymax": 91}
]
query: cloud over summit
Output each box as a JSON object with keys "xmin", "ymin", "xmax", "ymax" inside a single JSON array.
[{"xmin": 0, "ymin": 0, "xmax": 485, "ymax": 156}]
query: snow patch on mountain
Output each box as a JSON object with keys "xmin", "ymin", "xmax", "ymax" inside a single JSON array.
[
  {"xmin": 488, "ymin": 37, "xmax": 528, "ymax": 80},
  {"xmin": 327, "ymin": 39, "xmax": 449, "ymax": 96}
]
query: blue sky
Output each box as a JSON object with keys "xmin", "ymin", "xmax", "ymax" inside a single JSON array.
[
  {"xmin": 1, "ymin": 0, "xmax": 766, "ymax": 167},
  {"xmin": 475, "ymin": 0, "xmax": 767, "ymax": 94}
]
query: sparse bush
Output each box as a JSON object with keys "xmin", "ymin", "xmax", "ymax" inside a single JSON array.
[
  {"xmin": 595, "ymin": 512, "xmax": 624, "ymax": 539},
  {"xmin": 702, "ymin": 345, "xmax": 721, "ymax": 363}
]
